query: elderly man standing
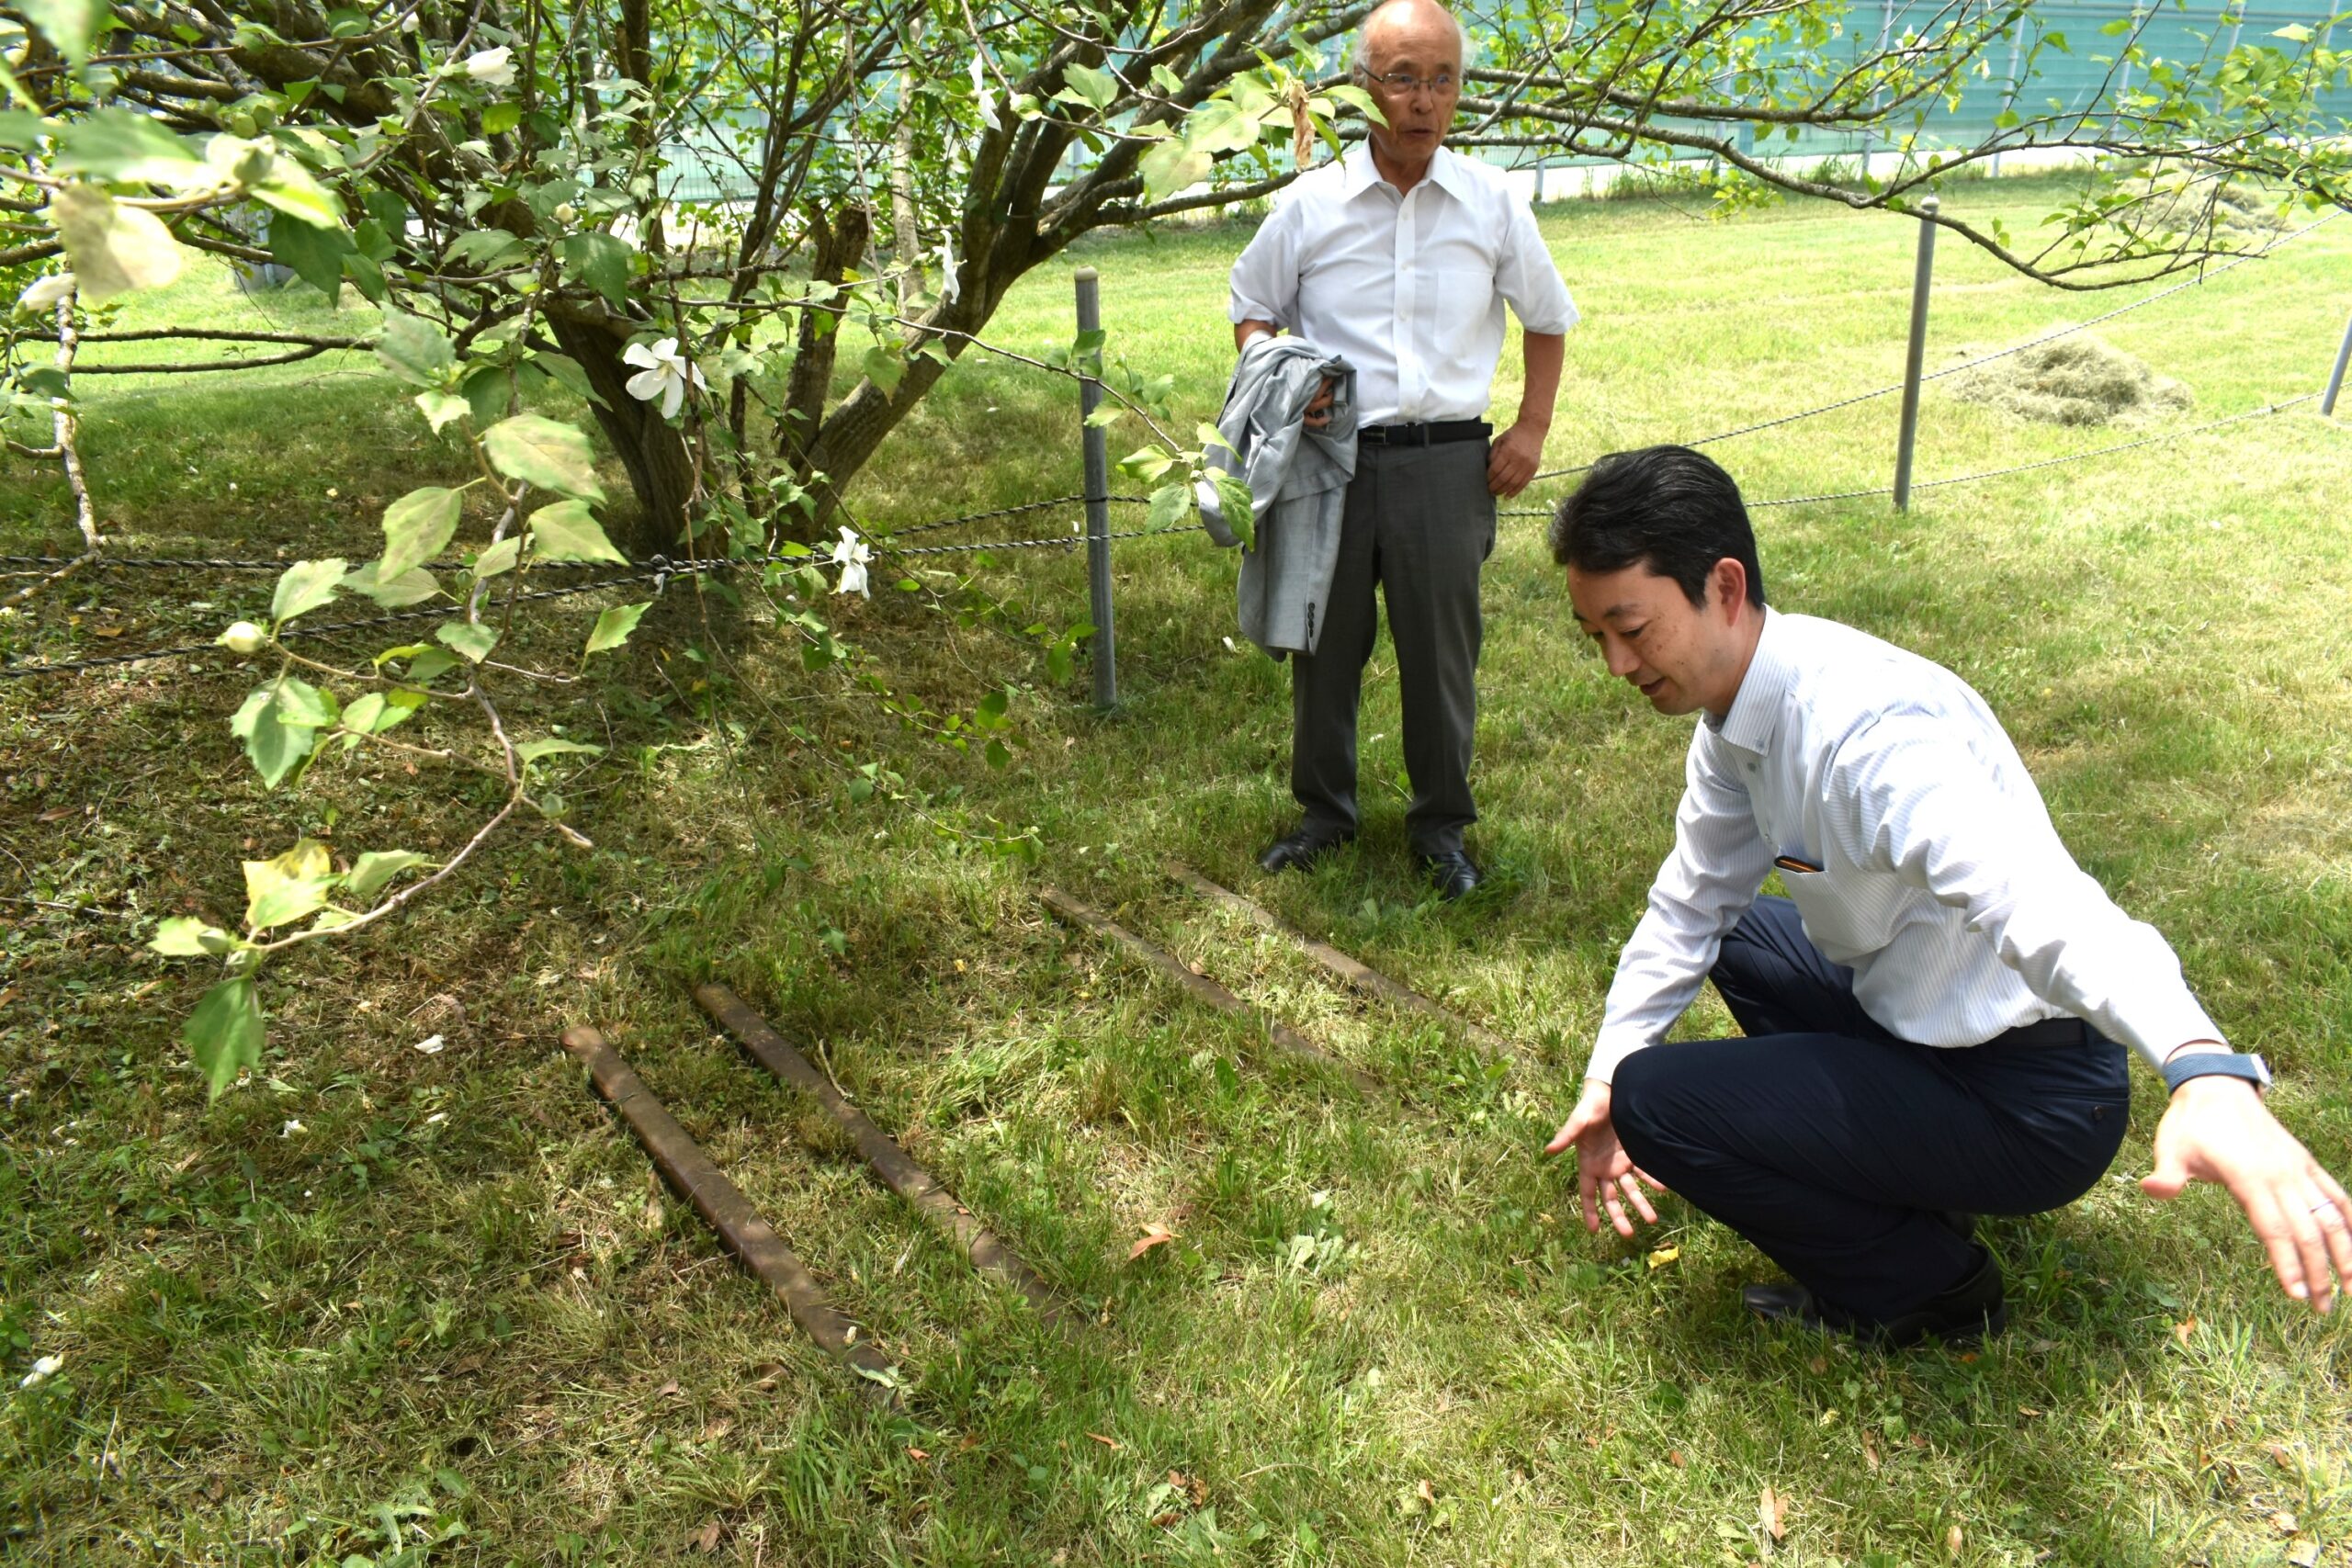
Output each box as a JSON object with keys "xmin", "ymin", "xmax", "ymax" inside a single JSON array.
[{"xmin": 1228, "ymin": 0, "xmax": 1577, "ymax": 899}]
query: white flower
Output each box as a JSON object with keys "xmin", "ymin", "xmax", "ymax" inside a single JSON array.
[
  {"xmin": 936, "ymin": 228, "xmax": 961, "ymax": 306},
  {"xmin": 830, "ymin": 525, "xmax": 872, "ymax": 598},
  {"xmin": 464, "ymin": 46, "xmax": 516, "ymax": 89},
  {"xmin": 969, "ymin": 51, "xmax": 1001, "ymax": 131},
  {"xmin": 20, "ymin": 1354, "xmax": 62, "ymax": 1388},
  {"xmin": 16, "ymin": 272, "xmax": 74, "ymax": 313},
  {"xmin": 621, "ymin": 336, "xmax": 707, "ymax": 420},
  {"xmin": 280, "ymin": 1119, "xmax": 305, "ymax": 1137}
]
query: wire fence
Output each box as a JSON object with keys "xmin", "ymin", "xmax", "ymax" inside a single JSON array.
[{"xmin": 3, "ymin": 209, "xmax": 2342, "ymax": 682}]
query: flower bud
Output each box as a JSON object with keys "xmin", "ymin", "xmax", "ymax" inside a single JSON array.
[{"xmin": 218, "ymin": 620, "xmax": 267, "ymax": 655}]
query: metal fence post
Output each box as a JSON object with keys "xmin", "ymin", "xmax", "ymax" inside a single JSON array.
[
  {"xmin": 1074, "ymin": 266, "xmax": 1117, "ymax": 708},
  {"xmin": 2323, "ymin": 308, "xmax": 2352, "ymax": 417},
  {"xmin": 1893, "ymin": 194, "xmax": 1939, "ymax": 511}
]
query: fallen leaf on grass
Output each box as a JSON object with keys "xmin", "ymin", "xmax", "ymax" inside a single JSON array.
[
  {"xmin": 2287, "ymin": 1537, "xmax": 2321, "ymax": 1567},
  {"xmin": 1150, "ymin": 1511, "xmax": 1182, "ymax": 1529},
  {"xmin": 1647, "ymin": 1245, "xmax": 1679, "ymax": 1269},
  {"xmin": 1945, "ymin": 1523, "xmax": 1963, "ymax": 1557},
  {"xmin": 2270, "ymin": 1511, "xmax": 2301, "ymax": 1535},
  {"xmin": 1417, "ymin": 1479, "xmax": 1437, "ymax": 1506},
  {"xmin": 906, "ymin": 1446, "xmax": 930, "ymax": 1461},
  {"xmin": 1758, "ymin": 1484, "xmax": 1786, "ymax": 1542},
  {"xmin": 1807, "ymin": 1356, "xmax": 1826, "ymax": 1375},
  {"xmin": 2266, "ymin": 1440, "xmax": 2298, "ymax": 1471},
  {"xmin": 1085, "ymin": 1432, "xmax": 1119, "ymax": 1450},
  {"xmin": 693, "ymin": 1518, "xmax": 724, "ymax": 1553},
  {"xmin": 1860, "ymin": 1434, "xmax": 1880, "ymax": 1472},
  {"xmin": 2173, "ymin": 1314, "xmax": 2199, "ymax": 1347},
  {"xmin": 1668, "ymin": 1449, "xmax": 1686, "ymax": 1469},
  {"xmin": 654, "ymin": 1378, "xmax": 681, "ymax": 1399},
  {"xmin": 2017, "ymin": 1406, "xmax": 2041, "ymax": 1418},
  {"xmin": 1170, "ymin": 1471, "xmax": 1207, "ymax": 1506},
  {"xmin": 1128, "ymin": 1224, "xmax": 1178, "ymax": 1261}
]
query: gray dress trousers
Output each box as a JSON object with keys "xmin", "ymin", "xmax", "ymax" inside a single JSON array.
[{"xmin": 1289, "ymin": 436, "xmax": 1495, "ymax": 857}]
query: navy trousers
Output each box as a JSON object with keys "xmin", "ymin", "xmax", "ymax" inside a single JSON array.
[{"xmin": 1611, "ymin": 897, "xmax": 2131, "ymax": 1323}]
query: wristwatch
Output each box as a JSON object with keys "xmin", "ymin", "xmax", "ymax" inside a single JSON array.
[{"xmin": 2161, "ymin": 1050, "xmax": 2271, "ymax": 1096}]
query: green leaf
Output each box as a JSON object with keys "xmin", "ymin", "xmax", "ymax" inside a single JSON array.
[
  {"xmin": 183, "ymin": 977, "xmax": 265, "ymax": 1100},
  {"xmin": 583, "ymin": 601, "xmax": 650, "ymax": 656},
  {"xmin": 339, "ymin": 687, "xmax": 424, "ymax": 738},
  {"xmin": 1147, "ymin": 479, "xmax": 1192, "ymax": 531},
  {"xmin": 481, "ymin": 101, "xmax": 523, "ymax": 135},
  {"xmin": 2271, "ymin": 21, "xmax": 2313, "ymax": 41},
  {"xmin": 49, "ymin": 184, "xmax": 184, "ymax": 302},
  {"xmin": 1062, "ymin": 62, "xmax": 1119, "ymax": 110},
  {"xmin": 345, "ymin": 558, "xmax": 441, "ymax": 608},
  {"xmin": 52, "ymin": 110, "xmax": 207, "ymax": 186},
  {"xmin": 528, "ymin": 498, "xmax": 628, "ymax": 564},
  {"xmin": 20, "ymin": 0, "xmax": 108, "ymax": 67},
  {"xmin": 375, "ymin": 308, "xmax": 456, "ymax": 389},
  {"xmin": 1211, "ymin": 470, "xmax": 1256, "ymax": 549},
  {"xmin": 460, "ymin": 365, "xmax": 512, "ymax": 428},
  {"xmin": 529, "ymin": 350, "xmax": 608, "ymax": 409},
  {"xmin": 560, "ymin": 231, "xmax": 632, "ymax": 310},
  {"xmin": 413, "ymin": 389, "xmax": 471, "ymax": 432},
  {"xmin": 230, "ymin": 677, "xmax": 334, "ymax": 788},
  {"xmin": 435, "ymin": 621, "xmax": 499, "ymax": 663},
  {"xmin": 346, "ymin": 850, "xmax": 428, "ymax": 903},
  {"xmin": 483, "ymin": 414, "xmax": 605, "ymax": 500},
  {"xmin": 269, "ymin": 558, "xmax": 347, "ymax": 625},
  {"xmin": 1117, "ymin": 446, "xmax": 1178, "ymax": 483},
  {"xmin": 248, "ymin": 160, "xmax": 343, "ymax": 230},
  {"xmin": 150, "ymin": 917, "xmax": 236, "ymax": 956},
  {"xmin": 473, "ymin": 535, "xmax": 521, "ymax": 579},
  {"xmin": 339, "ymin": 249, "xmax": 386, "ymax": 303},
  {"xmin": 516, "ymin": 737, "xmax": 603, "ymax": 764},
  {"xmin": 380, "ymin": 487, "xmax": 463, "ymax": 579},
  {"xmin": 243, "ymin": 839, "xmax": 338, "ymax": 930},
  {"xmin": 270, "ymin": 216, "xmax": 354, "ymax": 301},
  {"xmin": 1139, "ymin": 138, "xmax": 1213, "ymax": 201},
  {"xmin": 446, "ymin": 228, "xmax": 526, "ymax": 269},
  {"xmin": 382, "ymin": 645, "xmax": 458, "ymax": 685},
  {"xmin": 1083, "ymin": 402, "xmax": 1122, "ymax": 428},
  {"xmin": 861, "ymin": 344, "xmax": 905, "ymax": 395},
  {"xmin": 1186, "ymin": 97, "xmax": 1265, "ymax": 155}
]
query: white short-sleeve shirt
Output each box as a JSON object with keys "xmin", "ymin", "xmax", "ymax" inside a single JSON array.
[{"xmin": 1227, "ymin": 142, "xmax": 1577, "ymax": 426}]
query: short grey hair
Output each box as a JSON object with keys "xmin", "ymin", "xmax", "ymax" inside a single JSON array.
[{"xmin": 1349, "ymin": 0, "xmax": 1476, "ymax": 74}]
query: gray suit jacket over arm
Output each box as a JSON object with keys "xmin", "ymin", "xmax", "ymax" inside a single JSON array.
[{"xmin": 1199, "ymin": 335, "xmax": 1358, "ymax": 659}]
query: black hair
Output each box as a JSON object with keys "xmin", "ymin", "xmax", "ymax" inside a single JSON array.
[{"xmin": 1547, "ymin": 445, "xmax": 1766, "ymax": 609}]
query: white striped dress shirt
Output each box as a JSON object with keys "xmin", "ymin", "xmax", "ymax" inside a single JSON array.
[
  {"xmin": 1588, "ymin": 610, "xmax": 2225, "ymax": 1085},
  {"xmin": 1227, "ymin": 143, "xmax": 1577, "ymax": 427}
]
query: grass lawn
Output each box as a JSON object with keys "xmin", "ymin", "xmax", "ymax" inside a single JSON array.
[{"xmin": 4, "ymin": 171, "xmax": 2350, "ymax": 1565}]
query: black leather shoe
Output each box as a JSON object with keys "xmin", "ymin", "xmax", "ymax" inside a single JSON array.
[
  {"xmin": 1743, "ymin": 1245, "xmax": 2007, "ymax": 1348},
  {"xmin": 1419, "ymin": 850, "xmax": 1482, "ymax": 901},
  {"xmin": 1258, "ymin": 824, "xmax": 1354, "ymax": 874}
]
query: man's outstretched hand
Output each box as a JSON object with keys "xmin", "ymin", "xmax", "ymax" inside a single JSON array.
[
  {"xmin": 1544, "ymin": 1081, "xmax": 1668, "ymax": 1237},
  {"xmin": 2143, "ymin": 1076, "xmax": 2352, "ymax": 1313}
]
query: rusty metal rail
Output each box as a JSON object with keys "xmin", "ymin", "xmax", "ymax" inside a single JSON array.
[
  {"xmin": 693, "ymin": 983, "xmax": 1070, "ymax": 1331},
  {"xmin": 561, "ymin": 1025, "xmax": 901, "ymax": 1397},
  {"xmin": 1163, "ymin": 862, "xmax": 1532, "ymax": 1068},
  {"xmin": 1039, "ymin": 886, "xmax": 1379, "ymax": 1095}
]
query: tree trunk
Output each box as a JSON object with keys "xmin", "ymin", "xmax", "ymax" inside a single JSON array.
[{"xmin": 548, "ymin": 310, "xmax": 697, "ymax": 561}]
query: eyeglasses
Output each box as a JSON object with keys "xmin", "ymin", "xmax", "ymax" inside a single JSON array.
[{"xmin": 1363, "ymin": 69, "xmax": 1457, "ymax": 96}]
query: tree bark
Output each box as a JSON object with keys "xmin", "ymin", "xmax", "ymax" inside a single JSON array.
[{"xmin": 546, "ymin": 310, "xmax": 697, "ymax": 560}]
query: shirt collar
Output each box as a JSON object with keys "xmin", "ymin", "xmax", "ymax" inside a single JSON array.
[
  {"xmin": 1711, "ymin": 605, "xmax": 1792, "ymax": 755},
  {"xmin": 1341, "ymin": 139, "xmax": 1465, "ymax": 203}
]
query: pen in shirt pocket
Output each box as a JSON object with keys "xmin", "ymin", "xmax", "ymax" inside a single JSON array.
[{"xmin": 1774, "ymin": 852, "xmax": 1825, "ymax": 874}]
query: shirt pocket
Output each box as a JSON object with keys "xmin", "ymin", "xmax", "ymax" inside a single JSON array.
[
  {"xmin": 1432, "ymin": 265, "xmax": 1499, "ymax": 349},
  {"xmin": 1779, "ymin": 862, "xmax": 1911, "ymax": 963}
]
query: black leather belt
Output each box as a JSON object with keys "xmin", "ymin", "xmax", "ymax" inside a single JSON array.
[{"xmin": 1360, "ymin": 420, "xmax": 1490, "ymax": 446}]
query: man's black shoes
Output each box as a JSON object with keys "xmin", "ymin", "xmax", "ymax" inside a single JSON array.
[
  {"xmin": 1419, "ymin": 850, "xmax": 1482, "ymax": 901},
  {"xmin": 1743, "ymin": 1245, "xmax": 2007, "ymax": 1348},
  {"xmin": 1258, "ymin": 825, "xmax": 1355, "ymax": 874}
]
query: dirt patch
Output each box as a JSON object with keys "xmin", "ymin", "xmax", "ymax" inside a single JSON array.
[{"xmin": 1946, "ymin": 333, "xmax": 2193, "ymax": 428}]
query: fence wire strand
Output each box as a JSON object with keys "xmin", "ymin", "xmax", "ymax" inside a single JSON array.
[{"xmin": 1521, "ymin": 209, "xmax": 2340, "ymax": 486}]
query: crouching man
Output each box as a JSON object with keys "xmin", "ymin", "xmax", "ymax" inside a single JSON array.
[{"xmin": 1541, "ymin": 445, "xmax": 2350, "ymax": 1344}]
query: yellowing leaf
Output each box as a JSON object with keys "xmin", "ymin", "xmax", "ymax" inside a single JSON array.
[
  {"xmin": 243, "ymin": 838, "xmax": 338, "ymax": 930},
  {"xmin": 50, "ymin": 184, "xmax": 185, "ymax": 301},
  {"xmin": 1127, "ymin": 1224, "xmax": 1178, "ymax": 1261},
  {"xmin": 1759, "ymin": 1483, "xmax": 1787, "ymax": 1541},
  {"xmin": 1646, "ymin": 1245, "xmax": 1679, "ymax": 1269}
]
